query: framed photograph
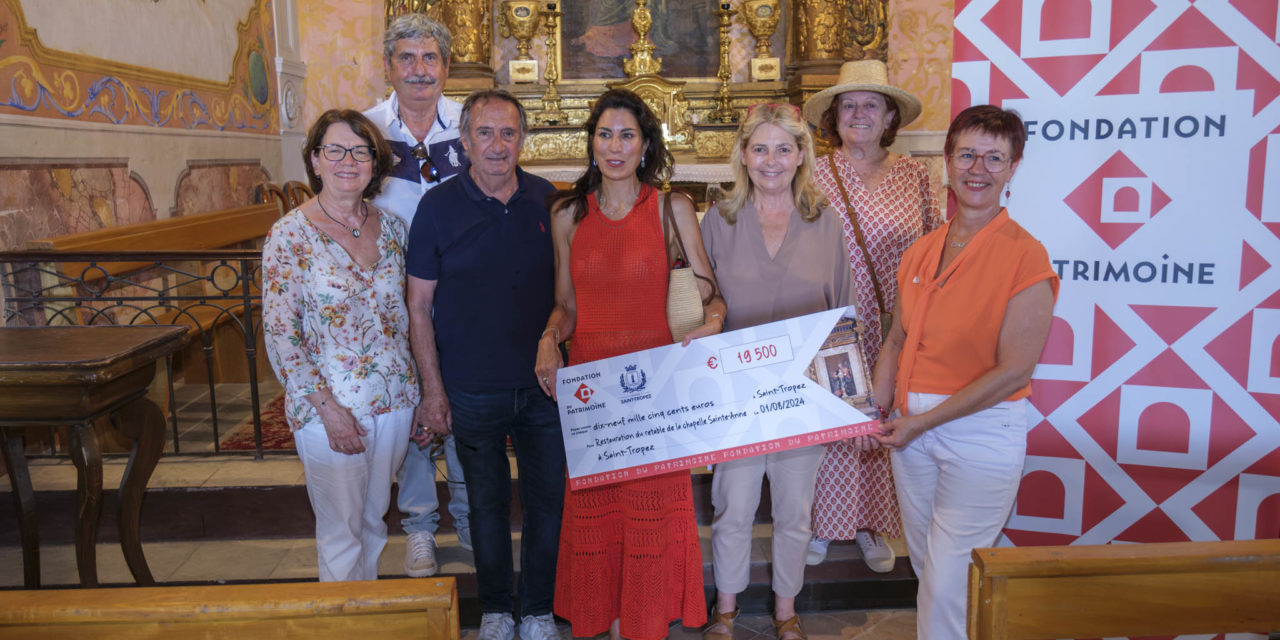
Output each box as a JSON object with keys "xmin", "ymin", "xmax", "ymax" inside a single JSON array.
[{"xmin": 805, "ymin": 318, "xmax": 874, "ymax": 412}]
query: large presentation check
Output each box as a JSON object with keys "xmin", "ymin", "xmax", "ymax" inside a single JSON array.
[{"xmin": 556, "ymin": 306, "xmax": 880, "ymax": 489}]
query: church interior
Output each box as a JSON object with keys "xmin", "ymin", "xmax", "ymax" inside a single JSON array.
[{"xmin": 1, "ymin": 0, "xmax": 1277, "ymax": 638}]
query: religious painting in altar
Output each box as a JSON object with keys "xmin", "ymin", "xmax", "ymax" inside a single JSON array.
[{"xmin": 561, "ymin": 0, "xmax": 720, "ymax": 79}]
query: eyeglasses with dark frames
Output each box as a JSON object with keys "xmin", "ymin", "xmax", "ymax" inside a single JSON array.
[
  {"xmin": 318, "ymin": 144, "xmax": 375, "ymax": 163},
  {"xmin": 411, "ymin": 143, "xmax": 440, "ymax": 183}
]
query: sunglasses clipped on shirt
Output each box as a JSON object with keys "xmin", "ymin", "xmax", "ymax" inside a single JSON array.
[{"xmin": 411, "ymin": 142, "xmax": 440, "ymax": 183}]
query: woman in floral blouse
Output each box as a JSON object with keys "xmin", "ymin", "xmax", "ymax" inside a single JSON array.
[{"xmin": 262, "ymin": 109, "xmax": 420, "ymax": 582}]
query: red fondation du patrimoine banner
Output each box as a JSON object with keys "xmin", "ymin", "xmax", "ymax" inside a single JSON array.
[{"xmin": 952, "ymin": 0, "xmax": 1280, "ymax": 546}]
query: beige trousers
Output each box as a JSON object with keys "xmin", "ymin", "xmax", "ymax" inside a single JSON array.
[{"xmin": 710, "ymin": 445, "xmax": 826, "ymax": 596}]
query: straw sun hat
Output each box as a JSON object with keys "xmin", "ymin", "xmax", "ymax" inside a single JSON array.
[{"xmin": 802, "ymin": 60, "xmax": 922, "ymax": 131}]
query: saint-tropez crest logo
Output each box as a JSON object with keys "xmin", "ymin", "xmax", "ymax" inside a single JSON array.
[{"xmin": 619, "ymin": 364, "xmax": 647, "ymax": 393}]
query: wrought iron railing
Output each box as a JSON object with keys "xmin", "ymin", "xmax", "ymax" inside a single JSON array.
[{"xmin": 1, "ymin": 250, "xmax": 275, "ymax": 459}]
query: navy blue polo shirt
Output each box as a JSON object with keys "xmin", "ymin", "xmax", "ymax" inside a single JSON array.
[{"xmin": 406, "ymin": 165, "xmax": 556, "ymax": 391}]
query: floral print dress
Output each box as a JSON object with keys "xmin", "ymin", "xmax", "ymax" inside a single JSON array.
[{"xmin": 262, "ymin": 208, "xmax": 420, "ymax": 431}]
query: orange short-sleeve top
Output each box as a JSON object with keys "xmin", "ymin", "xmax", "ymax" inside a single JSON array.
[{"xmin": 894, "ymin": 209, "xmax": 1058, "ymax": 411}]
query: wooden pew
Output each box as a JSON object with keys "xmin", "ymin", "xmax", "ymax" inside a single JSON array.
[
  {"xmin": 0, "ymin": 577, "xmax": 459, "ymax": 639},
  {"xmin": 283, "ymin": 180, "xmax": 314, "ymax": 209},
  {"xmin": 967, "ymin": 538, "xmax": 1280, "ymax": 640},
  {"xmin": 26, "ymin": 203, "xmax": 281, "ymax": 275},
  {"xmin": 253, "ymin": 181, "xmax": 289, "ymax": 210},
  {"xmin": 26, "ymin": 203, "xmax": 282, "ymax": 383}
]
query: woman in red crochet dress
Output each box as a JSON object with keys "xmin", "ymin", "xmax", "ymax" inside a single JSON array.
[{"xmin": 535, "ymin": 89, "xmax": 725, "ymax": 640}]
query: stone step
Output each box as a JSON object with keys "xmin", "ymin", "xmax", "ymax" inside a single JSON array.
[
  {"xmin": 3, "ymin": 475, "xmax": 881, "ymax": 542},
  {"xmin": 1, "ymin": 457, "xmax": 918, "ymax": 621}
]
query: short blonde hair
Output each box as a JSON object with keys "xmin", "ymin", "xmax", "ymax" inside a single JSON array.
[{"xmin": 718, "ymin": 103, "xmax": 825, "ymax": 225}]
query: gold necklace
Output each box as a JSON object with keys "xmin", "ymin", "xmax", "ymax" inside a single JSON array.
[{"xmin": 598, "ymin": 187, "xmax": 640, "ymax": 218}]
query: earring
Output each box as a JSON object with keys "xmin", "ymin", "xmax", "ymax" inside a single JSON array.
[
  {"xmin": 591, "ymin": 158, "xmax": 596, "ymax": 167},
  {"xmin": 640, "ymin": 155, "xmax": 646, "ymax": 168},
  {"xmin": 1005, "ymin": 181, "xmax": 1012, "ymax": 200}
]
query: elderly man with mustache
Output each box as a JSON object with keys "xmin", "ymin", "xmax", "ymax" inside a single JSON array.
[{"xmin": 363, "ymin": 12, "xmax": 471, "ymax": 580}]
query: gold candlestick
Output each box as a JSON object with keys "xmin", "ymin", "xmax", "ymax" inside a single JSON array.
[
  {"xmin": 623, "ymin": 0, "xmax": 662, "ymax": 77},
  {"xmin": 741, "ymin": 0, "xmax": 781, "ymax": 80},
  {"xmin": 706, "ymin": 2, "xmax": 738, "ymax": 123},
  {"xmin": 499, "ymin": 0, "xmax": 545, "ymax": 83},
  {"xmin": 535, "ymin": 2, "xmax": 567, "ymax": 125}
]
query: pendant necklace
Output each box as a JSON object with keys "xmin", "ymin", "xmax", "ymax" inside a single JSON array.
[{"xmin": 318, "ymin": 198, "xmax": 368, "ymax": 238}]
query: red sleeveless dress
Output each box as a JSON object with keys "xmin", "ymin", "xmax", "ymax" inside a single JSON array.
[{"xmin": 553, "ymin": 184, "xmax": 707, "ymax": 640}]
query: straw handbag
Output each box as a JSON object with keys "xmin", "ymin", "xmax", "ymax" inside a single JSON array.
[{"xmin": 662, "ymin": 190, "xmax": 714, "ymax": 342}]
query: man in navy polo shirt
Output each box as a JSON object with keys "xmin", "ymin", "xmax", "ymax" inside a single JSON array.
[
  {"xmin": 365, "ymin": 13, "xmax": 470, "ymax": 579},
  {"xmin": 406, "ymin": 90, "xmax": 564, "ymax": 640}
]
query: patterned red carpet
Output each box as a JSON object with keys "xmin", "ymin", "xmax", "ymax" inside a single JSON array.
[{"xmin": 219, "ymin": 395, "xmax": 293, "ymax": 450}]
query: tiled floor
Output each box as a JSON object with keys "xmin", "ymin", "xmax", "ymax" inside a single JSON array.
[
  {"xmin": 661, "ymin": 609, "xmax": 917, "ymax": 640},
  {"xmin": 453, "ymin": 609, "xmax": 918, "ymax": 640},
  {"xmin": 2, "ymin": 453, "xmax": 917, "ymax": 638},
  {"xmin": 168, "ymin": 379, "xmax": 283, "ymax": 453},
  {"xmin": 2, "ymin": 456, "xmax": 906, "ymax": 584}
]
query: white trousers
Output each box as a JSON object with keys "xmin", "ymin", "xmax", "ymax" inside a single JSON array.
[
  {"xmin": 711, "ymin": 445, "xmax": 826, "ymax": 596},
  {"xmin": 294, "ymin": 407, "xmax": 413, "ymax": 582},
  {"xmin": 891, "ymin": 393, "xmax": 1027, "ymax": 640}
]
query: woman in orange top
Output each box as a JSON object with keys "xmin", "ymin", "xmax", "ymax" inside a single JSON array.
[{"xmin": 870, "ymin": 105, "xmax": 1058, "ymax": 640}]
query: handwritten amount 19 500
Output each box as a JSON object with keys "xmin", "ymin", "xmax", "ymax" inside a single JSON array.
[{"xmin": 718, "ymin": 335, "xmax": 795, "ymax": 374}]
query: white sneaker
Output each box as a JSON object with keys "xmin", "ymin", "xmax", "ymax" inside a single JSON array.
[
  {"xmin": 855, "ymin": 530, "xmax": 896, "ymax": 573},
  {"xmin": 457, "ymin": 525, "xmax": 473, "ymax": 552},
  {"xmin": 404, "ymin": 531, "xmax": 438, "ymax": 577},
  {"xmin": 478, "ymin": 612, "xmax": 517, "ymax": 640},
  {"xmin": 519, "ymin": 613, "xmax": 562, "ymax": 640},
  {"xmin": 805, "ymin": 537, "xmax": 830, "ymax": 566}
]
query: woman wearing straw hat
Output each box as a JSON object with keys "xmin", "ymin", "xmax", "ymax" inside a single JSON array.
[{"xmin": 801, "ymin": 60, "xmax": 941, "ymax": 572}]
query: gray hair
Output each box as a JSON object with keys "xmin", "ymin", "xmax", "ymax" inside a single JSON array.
[
  {"xmin": 459, "ymin": 90, "xmax": 530, "ymax": 139},
  {"xmin": 383, "ymin": 14, "xmax": 452, "ymax": 63}
]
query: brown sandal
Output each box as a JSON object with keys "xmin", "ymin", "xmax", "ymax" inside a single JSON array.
[
  {"xmin": 773, "ymin": 615, "xmax": 808, "ymax": 640},
  {"xmin": 702, "ymin": 608, "xmax": 738, "ymax": 640}
]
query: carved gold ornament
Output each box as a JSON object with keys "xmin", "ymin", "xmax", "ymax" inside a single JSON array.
[
  {"xmin": 385, "ymin": 0, "xmax": 441, "ymax": 23},
  {"xmin": 535, "ymin": 2, "xmax": 569, "ymax": 125},
  {"xmin": 706, "ymin": 2, "xmax": 738, "ymax": 123},
  {"xmin": 741, "ymin": 0, "xmax": 781, "ymax": 58},
  {"xmin": 519, "ymin": 130, "xmax": 588, "ymax": 161},
  {"xmin": 845, "ymin": 0, "xmax": 888, "ymax": 60},
  {"xmin": 623, "ymin": 0, "xmax": 663, "ymax": 78},
  {"xmin": 796, "ymin": 0, "xmax": 843, "ymax": 61},
  {"xmin": 442, "ymin": 0, "xmax": 491, "ymax": 64},
  {"xmin": 499, "ymin": 0, "xmax": 543, "ymax": 60}
]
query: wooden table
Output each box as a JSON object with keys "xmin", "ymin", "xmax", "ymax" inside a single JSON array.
[{"xmin": 0, "ymin": 325, "xmax": 186, "ymax": 588}]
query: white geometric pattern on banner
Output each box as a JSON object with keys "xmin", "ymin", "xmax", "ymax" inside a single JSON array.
[{"xmin": 955, "ymin": 0, "xmax": 1280, "ymax": 547}]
